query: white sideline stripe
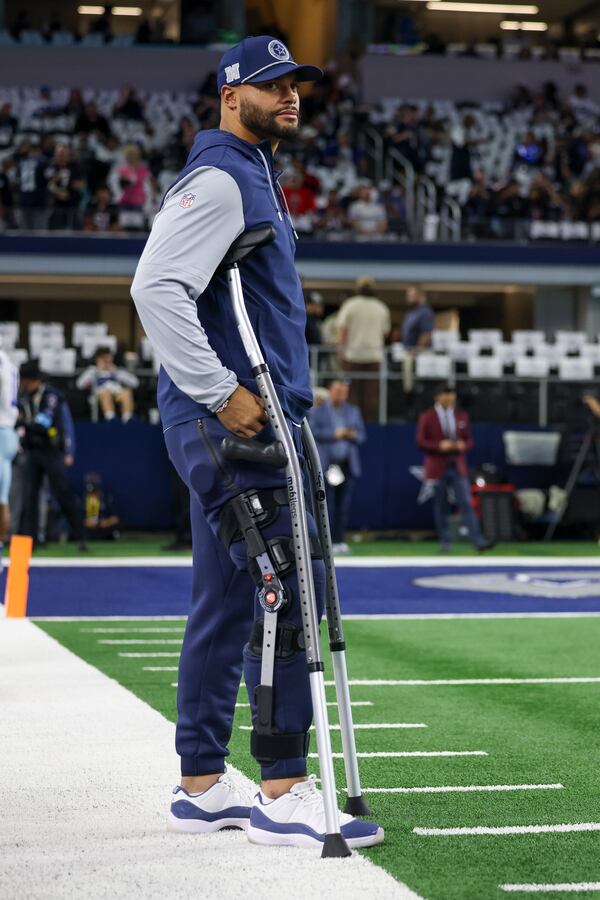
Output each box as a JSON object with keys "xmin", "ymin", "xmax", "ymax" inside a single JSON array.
[
  {"xmin": 311, "ymin": 751, "xmax": 488, "ymax": 759},
  {"xmin": 25, "ymin": 555, "xmax": 600, "ymax": 568},
  {"xmin": 500, "ymin": 883, "xmax": 600, "ymax": 893},
  {"xmin": 33, "ymin": 612, "xmax": 600, "ymax": 621},
  {"xmin": 119, "ymin": 652, "xmax": 180, "ymax": 658},
  {"xmin": 240, "ymin": 723, "xmax": 426, "ymax": 732},
  {"xmin": 0, "ymin": 620, "xmax": 421, "ymax": 900},
  {"xmin": 414, "ymin": 823, "xmax": 600, "ymax": 836},
  {"xmin": 99, "ymin": 639, "xmax": 183, "ymax": 645},
  {"xmin": 363, "ymin": 783, "xmax": 564, "ymax": 795},
  {"xmin": 324, "ymin": 677, "xmax": 600, "ymax": 687},
  {"xmin": 82, "ymin": 627, "xmax": 185, "ymax": 633}
]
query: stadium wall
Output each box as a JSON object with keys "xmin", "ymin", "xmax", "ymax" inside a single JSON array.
[{"xmin": 69, "ymin": 420, "xmax": 554, "ymax": 531}]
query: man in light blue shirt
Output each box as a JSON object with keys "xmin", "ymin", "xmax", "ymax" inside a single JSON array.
[{"xmin": 309, "ymin": 379, "xmax": 366, "ymax": 553}]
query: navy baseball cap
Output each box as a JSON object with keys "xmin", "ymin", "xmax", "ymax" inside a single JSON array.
[{"xmin": 217, "ymin": 36, "xmax": 322, "ymax": 92}]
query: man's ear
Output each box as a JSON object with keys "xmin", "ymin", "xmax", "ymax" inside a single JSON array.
[{"xmin": 221, "ymin": 85, "xmax": 238, "ymax": 111}]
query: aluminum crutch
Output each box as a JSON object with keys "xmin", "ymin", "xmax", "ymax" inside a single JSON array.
[
  {"xmin": 220, "ymin": 225, "xmax": 351, "ymax": 858},
  {"xmin": 301, "ymin": 419, "xmax": 372, "ymax": 817}
]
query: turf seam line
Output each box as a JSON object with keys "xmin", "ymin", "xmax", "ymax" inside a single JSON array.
[
  {"xmin": 239, "ymin": 723, "xmax": 426, "ymax": 731},
  {"xmin": 324, "ymin": 677, "xmax": 600, "ymax": 686}
]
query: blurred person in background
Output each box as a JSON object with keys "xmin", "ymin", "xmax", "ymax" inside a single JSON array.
[
  {"xmin": 76, "ymin": 346, "xmax": 139, "ymax": 423},
  {"xmin": 402, "ymin": 285, "xmax": 434, "ymax": 350},
  {"xmin": 15, "ymin": 140, "xmax": 49, "ymax": 230},
  {"xmin": 305, "ymin": 290, "xmax": 324, "ymax": 346},
  {"xmin": 417, "ymin": 385, "xmax": 492, "ymax": 553},
  {"xmin": 46, "ymin": 143, "xmax": 85, "ymax": 230},
  {"xmin": 18, "ymin": 361, "xmax": 86, "ymax": 550},
  {"xmin": 348, "ymin": 184, "xmax": 387, "ymax": 238},
  {"xmin": 112, "ymin": 144, "xmax": 150, "ymax": 230},
  {"xmin": 0, "ymin": 347, "xmax": 19, "ymax": 569},
  {"xmin": 337, "ymin": 275, "xmax": 391, "ymax": 421},
  {"xmin": 309, "ymin": 379, "xmax": 365, "ymax": 554},
  {"xmin": 83, "ymin": 184, "xmax": 120, "ymax": 232},
  {"xmin": 0, "ymin": 158, "xmax": 16, "ymax": 229}
]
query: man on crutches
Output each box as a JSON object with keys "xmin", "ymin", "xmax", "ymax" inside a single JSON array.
[{"xmin": 131, "ymin": 35, "xmax": 383, "ymax": 854}]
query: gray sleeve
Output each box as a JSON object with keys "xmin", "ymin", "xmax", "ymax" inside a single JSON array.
[{"xmin": 131, "ymin": 166, "xmax": 245, "ymax": 411}]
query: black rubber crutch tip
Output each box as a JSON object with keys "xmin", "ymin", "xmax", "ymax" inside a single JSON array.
[
  {"xmin": 343, "ymin": 794, "xmax": 373, "ymax": 817},
  {"xmin": 321, "ymin": 833, "xmax": 352, "ymax": 858}
]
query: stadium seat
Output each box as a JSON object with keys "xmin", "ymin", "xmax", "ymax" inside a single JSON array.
[
  {"xmin": 558, "ymin": 358, "xmax": 594, "ymax": 381},
  {"xmin": 466, "ymin": 357, "xmax": 503, "ymax": 379},
  {"xmin": 415, "ymin": 353, "xmax": 452, "ymax": 380},
  {"xmin": 0, "ymin": 322, "xmax": 20, "ymax": 350},
  {"xmin": 80, "ymin": 334, "xmax": 118, "ymax": 359},
  {"xmin": 431, "ymin": 329, "xmax": 460, "ymax": 352},
  {"xmin": 39, "ymin": 348, "xmax": 77, "ymax": 376},
  {"xmin": 555, "ymin": 331, "xmax": 587, "ymax": 353},
  {"xmin": 72, "ymin": 322, "xmax": 109, "ymax": 347}
]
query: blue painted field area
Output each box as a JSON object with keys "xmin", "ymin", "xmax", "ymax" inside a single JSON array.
[{"xmin": 25, "ymin": 563, "xmax": 600, "ymax": 617}]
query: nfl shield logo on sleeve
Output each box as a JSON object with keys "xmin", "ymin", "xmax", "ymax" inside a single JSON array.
[{"xmin": 179, "ymin": 193, "xmax": 196, "ymax": 209}]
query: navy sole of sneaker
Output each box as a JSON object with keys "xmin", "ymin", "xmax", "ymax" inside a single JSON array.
[
  {"xmin": 167, "ymin": 811, "xmax": 250, "ymax": 834},
  {"xmin": 246, "ymin": 822, "xmax": 384, "ymax": 849}
]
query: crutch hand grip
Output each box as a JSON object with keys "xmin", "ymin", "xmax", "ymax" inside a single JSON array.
[{"xmin": 221, "ymin": 436, "xmax": 288, "ymax": 469}]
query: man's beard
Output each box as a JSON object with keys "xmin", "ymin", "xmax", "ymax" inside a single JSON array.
[{"xmin": 239, "ymin": 95, "xmax": 300, "ymax": 141}]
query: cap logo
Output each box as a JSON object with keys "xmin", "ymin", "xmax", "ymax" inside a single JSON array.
[
  {"xmin": 225, "ymin": 63, "xmax": 240, "ymax": 84},
  {"xmin": 268, "ymin": 40, "xmax": 290, "ymax": 61}
]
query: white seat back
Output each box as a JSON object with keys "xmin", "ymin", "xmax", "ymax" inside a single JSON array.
[
  {"xmin": 39, "ymin": 348, "xmax": 76, "ymax": 375},
  {"xmin": 514, "ymin": 356, "xmax": 550, "ymax": 378},
  {"xmin": 81, "ymin": 334, "xmax": 118, "ymax": 359},
  {"xmin": 467, "ymin": 357, "xmax": 503, "ymax": 379},
  {"xmin": 72, "ymin": 322, "xmax": 108, "ymax": 347},
  {"xmin": 558, "ymin": 358, "xmax": 594, "ymax": 381},
  {"xmin": 415, "ymin": 353, "xmax": 452, "ymax": 379}
]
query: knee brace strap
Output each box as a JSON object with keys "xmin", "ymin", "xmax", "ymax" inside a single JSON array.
[
  {"xmin": 218, "ymin": 488, "xmax": 288, "ymax": 549},
  {"xmin": 248, "ymin": 533, "xmax": 323, "ymax": 586},
  {"xmin": 251, "ymin": 729, "xmax": 310, "ymax": 764},
  {"xmin": 247, "ymin": 619, "xmax": 306, "ymax": 660}
]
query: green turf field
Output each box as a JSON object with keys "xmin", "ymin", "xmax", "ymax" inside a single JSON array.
[
  {"xmin": 36, "ymin": 616, "xmax": 600, "ymax": 899},
  {"xmin": 32, "ymin": 537, "xmax": 600, "ymax": 558}
]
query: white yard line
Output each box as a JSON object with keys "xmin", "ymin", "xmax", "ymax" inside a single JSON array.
[
  {"xmin": 0, "ymin": 619, "xmax": 420, "ymax": 900},
  {"xmin": 144, "ymin": 666, "xmax": 178, "ymax": 671},
  {"xmin": 324, "ymin": 678, "xmax": 600, "ymax": 687},
  {"xmin": 500, "ymin": 883, "xmax": 600, "ymax": 893},
  {"xmin": 99, "ymin": 639, "xmax": 183, "ymax": 645},
  {"xmin": 83, "ymin": 628, "xmax": 185, "ymax": 634},
  {"xmin": 364, "ymin": 784, "xmax": 563, "ymax": 794},
  {"xmin": 233, "ymin": 700, "xmax": 373, "ymax": 708},
  {"xmin": 119, "ymin": 652, "xmax": 181, "ymax": 658},
  {"xmin": 414, "ymin": 823, "xmax": 600, "ymax": 836},
  {"xmin": 311, "ymin": 751, "xmax": 488, "ymax": 759},
  {"xmin": 240, "ymin": 723, "xmax": 426, "ymax": 732}
]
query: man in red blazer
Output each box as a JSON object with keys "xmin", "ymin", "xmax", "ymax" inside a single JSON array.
[{"xmin": 417, "ymin": 385, "xmax": 492, "ymax": 552}]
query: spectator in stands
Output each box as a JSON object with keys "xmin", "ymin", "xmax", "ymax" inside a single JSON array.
[
  {"xmin": 0, "ymin": 103, "xmax": 18, "ymax": 153},
  {"xmin": 18, "ymin": 360, "xmax": 86, "ymax": 550},
  {"xmin": 76, "ymin": 346, "xmax": 139, "ymax": 423},
  {"xmin": 0, "ymin": 158, "xmax": 16, "ymax": 230},
  {"xmin": 385, "ymin": 104, "xmax": 427, "ymax": 172},
  {"xmin": 309, "ymin": 379, "xmax": 365, "ymax": 554},
  {"xmin": 83, "ymin": 472, "xmax": 120, "ymax": 541},
  {"xmin": 14, "ymin": 140, "xmax": 49, "ymax": 230},
  {"xmin": 113, "ymin": 144, "xmax": 150, "ymax": 230},
  {"xmin": 417, "ymin": 385, "xmax": 492, "ymax": 553},
  {"xmin": 83, "ymin": 185, "xmax": 120, "ymax": 232},
  {"xmin": 46, "ymin": 143, "xmax": 85, "ymax": 229},
  {"xmin": 282, "ymin": 167, "xmax": 317, "ymax": 234},
  {"xmin": 305, "ymin": 291, "xmax": 324, "ymax": 346},
  {"xmin": 74, "ymin": 101, "xmax": 112, "ymax": 139},
  {"xmin": 337, "ymin": 275, "xmax": 391, "ymax": 421},
  {"xmin": 348, "ymin": 184, "xmax": 387, "ymax": 238},
  {"xmin": 401, "ymin": 285, "xmax": 434, "ymax": 350},
  {"xmin": 112, "ymin": 85, "xmax": 144, "ymax": 121},
  {"xmin": 447, "ymin": 114, "xmax": 479, "ymax": 206},
  {"xmin": 315, "ymin": 188, "xmax": 348, "ymax": 236}
]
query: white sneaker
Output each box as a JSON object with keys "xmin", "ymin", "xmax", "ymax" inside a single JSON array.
[
  {"xmin": 168, "ymin": 771, "xmax": 254, "ymax": 834},
  {"xmin": 247, "ymin": 774, "xmax": 384, "ymax": 849},
  {"xmin": 332, "ymin": 542, "xmax": 351, "ymax": 555}
]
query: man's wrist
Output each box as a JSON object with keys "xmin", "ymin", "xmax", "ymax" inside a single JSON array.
[{"xmin": 214, "ymin": 388, "xmax": 237, "ymax": 415}]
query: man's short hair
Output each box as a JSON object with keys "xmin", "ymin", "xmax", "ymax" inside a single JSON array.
[
  {"xmin": 434, "ymin": 383, "xmax": 456, "ymax": 398},
  {"xmin": 20, "ymin": 360, "xmax": 42, "ymax": 380},
  {"xmin": 355, "ymin": 275, "xmax": 375, "ymax": 295},
  {"xmin": 94, "ymin": 346, "xmax": 113, "ymax": 362}
]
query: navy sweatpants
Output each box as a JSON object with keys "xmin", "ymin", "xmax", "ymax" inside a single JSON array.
[{"xmin": 165, "ymin": 416, "xmax": 326, "ymax": 781}]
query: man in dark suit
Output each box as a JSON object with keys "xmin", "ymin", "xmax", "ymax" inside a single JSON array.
[
  {"xmin": 309, "ymin": 379, "xmax": 365, "ymax": 553},
  {"xmin": 417, "ymin": 384, "xmax": 491, "ymax": 552}
]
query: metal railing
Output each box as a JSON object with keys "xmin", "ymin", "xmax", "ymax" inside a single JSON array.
[
  {"xmin": 356, "ymin": 125, "xmax": 385, "ymax": 185},
  {"xmin": 308, "ymin": 345, "xmax": 590, "ymax": 427}
]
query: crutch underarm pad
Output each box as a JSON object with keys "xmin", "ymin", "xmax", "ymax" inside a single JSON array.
[{"xmin": 251, "ymin": 729, "xmax": 310, "ymax": 762}]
